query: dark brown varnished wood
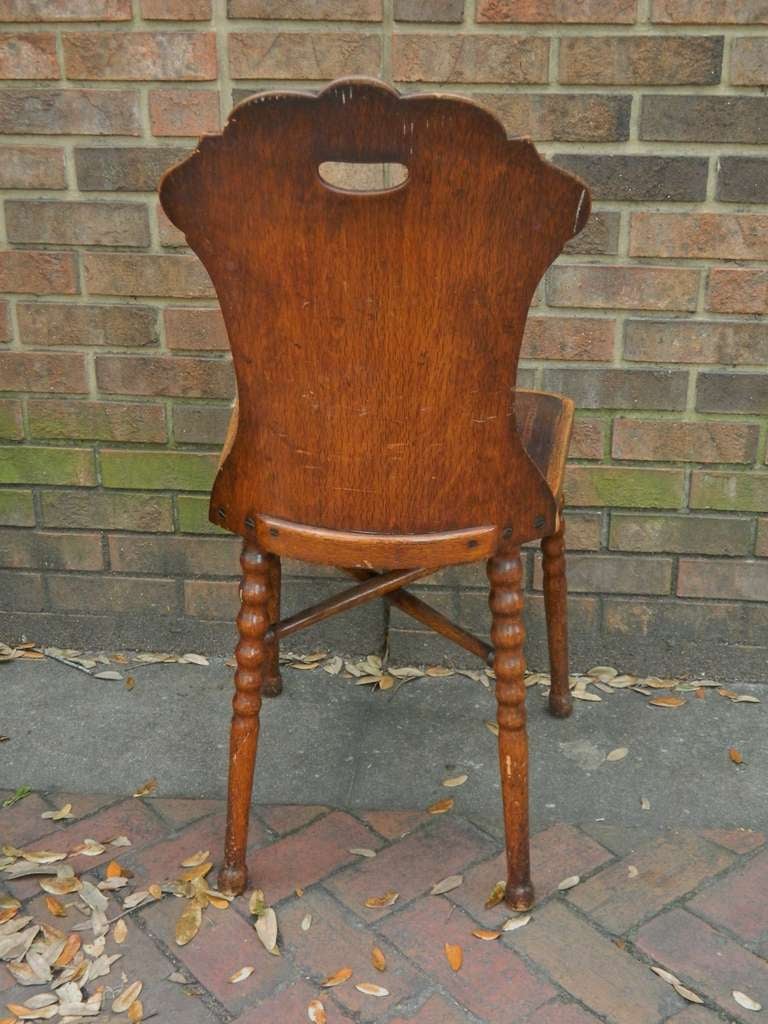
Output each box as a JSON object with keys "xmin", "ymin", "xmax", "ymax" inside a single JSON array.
[
  {"xmin": 159, "ymin": 78, "xmax": 592, "ymax": 911},
  {"xmin": 218, "ymin": 541, "xmax": 269, "ymax": 896},
  {"xmin": 542, "ymin": 502, "xmax": 572, "ymax": 719}
]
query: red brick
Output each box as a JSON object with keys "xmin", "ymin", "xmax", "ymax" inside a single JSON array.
[
  {"xmin": 730, "ymin": 37, "xmax": 768, "ymax": 84},
  {"xmin": 75, "ymin": 145, "xmax": 190, "ymax": 191},
  {"xmin": 482, "ymin": 92, "xmax": 631, "ymax": 141},
  {"xmin": 257, "ymin": 804, "xmax": 328, "ymax": 835},
  {"xmin": 0, "ymin": 33, "xmax": 58, "ymax": 78},
  {"xmin": 109, "ymin": 533, "xmax": 239, "ymax": 574},
  {"xmin": 394, "ymin": 33, "xmax": 549, "ymax": 82},
  {"xmin": 609, "ymin": 513, "xmax": 753, "ymax": 557},
  {"xmin": 631, "ymin": 212, "xmax": 768, "ymax": 261},
  {"xmin": 450, "ymin": 823, "xmax": 613, "ymax": 926},
  {"xmin": 229, "ymin": 31, "xmax": 381, "ymax": 78},
  {"xmin": 568, "ymin": 832, "xmax": 734, "ymax": 934},
  {"xmin": 665, "ymin": 1010, "xmax": 723, "ymax": 1024},
  {"xmin": 379, "ymin": 897, "xmax": 555, "ymax": 1021},
  {"xmin": 18, "ymin": 301, "xmax": 158, "ymax": 348},
  {"xmin": 688, "ymin": 849, "xmax": 768, "ymax": 943},
  {"xmin": 570, "ymin": 419, "xmax": 605, "ymax": 461},
  {"xmin": 0, "ymin": 0, "xmax": 131, "ymax": 17},
  {"xmin": 231, "ymin": 0, "xmax": 382, "ymax": 16},
  {"xmin": 757, "ymin": 519, "xmax": 768, "ymax": 557},
  {"xmin": 0, "ymin": 570, "xmax": 45, "ymax": 610},
  {"xmin": 678, "ymin": 558, "xmax": 768, "ymax": 601},
  {"xmin": 0, "ymin": 301, "xmax": 10, "ymax": 342},
  {"xmin": 185, "ymin": 577, "xmax": 238, "ymax": 617},
  {"xmin": 698, "ymin": 828, "xmax": 765, "ymax": 854},
  {"xmin": 235, "ymin": 979, "xmax": 356, "ymax": 1024},
  {"xmin": 164, "ymin": 306, "xmax": 228, "ymax": 350},
  {"xmin": 326, "ymin": 815, "xmax": 495, "ymax": 919},
  {"xmin": 652, "ymin": 0, "xmax": 768, "ymax": 22},
  {"xmin": 0, "ymin": 88, "xmax": 139, "ymax": 135},
  {"xmin": 173, "ymin": 403, "xmax": 230, "ymax": 444},
  {"xmin": 521, "ymin": 316, "xmax": 615, "ymax": 361},
  {"xmin": 0, "ymin": 529, "xmax": 102, "ymax": 571},
  {"xmin": 564, "ymin": 465, "xmax": 685, "ymax": 508},
  {"xmin": 395, "ymin": 0, "xmax": 463, "ymax": 19},
  {"xmin": 479, "ymin": 0, "xmax": 635, "ymax": 20},
  {"xmin": 0, "ymin": 145, "xmax": 66, "ymax": 188},
  {"xmin": 624, "ymin": 318, "xmax": 768, "ymax": 365},
  {"xmin": 0, "ymin": 250, "xmax": 78, "ymax": 294},
  {"xmin": 564, "ymin": 210, "xmax": 620, "ymax": 256},
  {"xmin": 28, "ymin": 398, "xmax": 167, "ymax": 443},
  {"xmin": 247, "ymin": 810, "xmax": 382, "ymax": 904},
  {"xmin": 149, "ymin": 88, "xmax": 220, "ymax": 136},
  {"xmin": 516, "ymin": 902, "xmax": 679, "ymax": 1022},
  {"xmin": 95, "ymin": 354, "xmax": 233, "ymax": 399},
  {"xmin": 707, "ymin": 268, "xmax": 768, "ymax": 314},
  {"xmin": 0, "ymin": 398, "xmax": 23, "ymax": 439},
  {"xmin": 157, "ymin": 202, "xmax": 187, "ymax": 247},
  {"xmin": 547, "ymin": 265, "xmax": 699, "ymax": 312},
  {"xmin": 6, "ymin": 199, "xmax": 149, "ymax": 248},
  {"xmin": 640, "ymin": 95, "xmax": 768, "ymax": 144},
  {"xmin": 636, "ymin": 908, "xmax": 768, "ymax": 1021},
  {"xmin": 543, "ymin": 367, "xmax": 688, "ymax": 411},
  {"xmin": 535, "ymin": 552, "xmax": 673, "ymax": 594},
  {"xmin": 0, "ymin": 791, "xmax": 56, "ymax": 846},
  {"xmin": 84, "ymin": 253, "xmax": 214, "ymax": 298},
  {"xmin": 613, "ymin": 418, "xmax": 758, "ymax": 464},
  {"xmin": 48, "ymin": 574, "xmax": 179, "ymax": 615},
  {"xmin": 141, "ymin": 0, "xmax": 212, "ymax": 17},
  {"xmin": 63, "ymin": 31, "xmax": 217, "ymax": 80},
  {"xmin": 560, "ymin": 35, "xmax": 722, "ymax": 84},
  {"xmin": 150, "ymin": 796, "xmax": 223, "ymax": 829},
  {"xmin": 0, "ymin": 351, "xmax": 87, "ymax": 394},
  {"xmin": 529, "ymin": 1004, "xmax": 603, "ymax": 1024},
  {"xmin": 280, "ymin": 888, "xmax": 425, "ymax": 1020},
  {"xmin": 360, "ymin": 809, "xmax": 430, "ymax": 839},
  {"xmin": 40, "ymin": 489, "xmax": 173, "ymax": 532},
  {"xmin": 555, "ymin": 153, "xmax": 707, "ymax": 202},
  {"xmin": 388, "ymin": 994, "xmax": 472, "ymax": 1024}
]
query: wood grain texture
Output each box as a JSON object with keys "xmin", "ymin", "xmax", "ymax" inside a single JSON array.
[
  {"xmin": 542, "ymin": 503, "xmax": 572, "ymax": 719},
  {"xmin": 263, "ymin": 552, "xmax": 282, "ymax": 698}
]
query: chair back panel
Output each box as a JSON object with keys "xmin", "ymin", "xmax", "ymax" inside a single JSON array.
[{"xmin": 160, "ymin": 79, "xmax": 590, "ymax": 537}]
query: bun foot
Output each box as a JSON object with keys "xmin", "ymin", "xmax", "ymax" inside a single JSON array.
[
  {"xmin": 218, "ymin": 863, "xmax": 248, "ymax": 897},
  {"xmin": 548, "ymin": 693, "xmax": 573, "ymax": 718},
  {"xmin": 505, "ymin": 881, "xmax": 534, "ymax": 912},
  {"xmin": 262, "ymin": 672, "xmax": 283, "ymax": 698}
]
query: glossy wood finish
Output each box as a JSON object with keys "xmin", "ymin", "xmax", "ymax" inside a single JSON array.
[
  {"xmin": 488, "ymin": 545, "xmax": 533, "ymax": 910},
  {"xmin": 542, "ymin": 503, "xmax": 572, "ymax": 719},
  {"xmin": 159, "ymin": 78, "xmax": 591, "ymax": 911},
  {"xmin": 219, "ymin": 541, "xmax": 269, "ymax": 896}
]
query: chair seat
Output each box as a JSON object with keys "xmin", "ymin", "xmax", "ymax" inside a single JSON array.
[{"xmin": 516, "ymin": 389, "xmax": 574, "ymax": 499}]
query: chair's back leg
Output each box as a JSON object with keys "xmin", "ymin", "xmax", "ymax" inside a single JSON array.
[
  {"xmin": 542, "ymin": 505, "xmax": 572, "ymax": 719},
  {"xmin": 263, "ymin": 554, "xmax": 283, "ymax": 697},
  {"xmin": 488, "ymin": 546, "xmax": 534, "ymax": 911},
  {"xmin": 218, "ymin": 540, "xmax": 270, "ymax": 896}
]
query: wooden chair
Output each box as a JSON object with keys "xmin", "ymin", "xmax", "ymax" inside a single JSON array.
[{"xmin": 160, "ymin": 78, "xmax": 591, "ymax": 911}]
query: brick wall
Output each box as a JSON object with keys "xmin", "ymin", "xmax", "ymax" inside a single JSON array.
[{"xmin": 0, "ymin": 0, "xmax": 766, "ymax": 681}]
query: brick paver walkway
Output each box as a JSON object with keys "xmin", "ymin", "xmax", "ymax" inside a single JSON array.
[{"xmin": 1, "ymin": 791, "xmax": 765, "ymax": 1023}]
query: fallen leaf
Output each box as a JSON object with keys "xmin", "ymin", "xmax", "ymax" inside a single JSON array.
[
  {"xmin": 502, "ymin": 914, "xmax": 531, "ymax": 931},
  {"xmin": 472, "ymin": 929, "xmax": 501, "ymax": 940},
  {"xmin": 651, "ymin": 966, "xmax": 681, "ymax": 985},
  {"xmin": 307, "ymin": 999, "xmax": 327, "ymax": 1023},
  {"xmin": 112, "ymin": 980, "xmax": 142, "ymax": 1013},
  {"xmin": 348, "ymin": 848, "xmax": 376, "ymax": 858},
  {"xmin": 442, "ymin": 774, "xmax": 468, "ymax": 788},
  {"xmin": 230, "ymin": 966, "xmax": 255, "ymax": 983},
  {"xmin": 355, "ymin": 982, "xmax": 389, "ymax": 997},
  {"xmin": 426, "ymin": 666, "xmax": 454, "ymax": 677},
  {"xmin": 21, "ymin": 849, "xmax": 67, "ymax": 865},
  {"xmin": 485, "ymin": 720, "xmax": 499, "ymax": 736},
  {"xmin": 175, "ymin": 902, "xmax": 202, "ymax": 946},
  {"xmin": 168, "ymin": 971, "xmax": 188, "ymax": 984},
  {"xmin": 378, "ymin": 675, "xmax": 394, "ymax": 690},
  {"xmin": 106, "ymin": 859, "xmax": 126, "ymax": 878},
  {"xmin": 640, "ymin": 797, "xmax": 651, "ymax": 810},
  {"xmin": 132, "ymin": 778, "xmax": 157, "ymax": 798},
  {"xmin": 606, "ymin": 748, "xmax": 628, "ymax": 762},
  {"xmin": 628, "ymin": 865, "xmax": 639, "ymax": 879},
  {"xmin": 44, "ymin": 895, "xmax": 66, "ymax": 918},
  {"xmin": 180, "ymin": 652, "xmax": 209, "ymax": 665},
  {"xmin": 587, "ymin": 666, "xmax": 618, "ymax": 680},
  {"xmin": 94, "ymin": 671, "xmax": 122, "ymax": 680},
  {"xmin": 255, "ymin": 907, "xmax": 278, "ymax": 954},
  {"xmin": 301, "ymin": 912, "xmax": 312, "ymax": 931},
  {"xmin": 485, "ymin": 881, "xmax": 506, "ymax": 909},
  {"xmin": 371, "ymin": 946, "xmax": 387, "ymax": 971},
  {"xmin": 673, "ymin": 982, "xmax": 704, "ymax": 1004},
  {"xmin": 321, "ymin": 967, "xmax": 352, "ymax": 988},
  {"xmin": 733, "ymin": 991, "xmax": 762, "ymax": 1012},
  {"xmin": 364, "ymin": 890, "xmax": 399, "ymax": 909},
  {"xmin": 125, "ymin": 676, "xmax": 136, "ymax": 690},
  {"xmin": 573, "ymin": 691, "xmax": 602, "ymax": 702},
  {"xmin": 430, "ymin": 875, "xmax": 463, "ymax": 896},
  {"xmin": 558, "ymin": 875, "xmax": 580, "ymax": 891},
  {"xmin": 128, "ymin": 1000, "xmax": 144, "ymax": 1023},
  {"xmin": 179, "ymin": 862, "xmax": 213, "ymax": 882},
  {"xmin": 427, "ymin": 798, "xmax": 454, "ymax": 815},
  {"xmin": 40, "ymin": 804, "xmax": 73, "ymax": 821},
  {"xmin": 444, "ymin": 943, "xmax": 462, "ymax": 971},
  {"xmin": 718, "ymin": 688, "xmax": 739, "ymax": 700},
  {"xmin": 181, "ymin": 850, "xmax": 211, "ymax": 868},
  {"xmin": 113, "ymin": 919, "xmax": 128, "ymax": 944},
  {"xmin": 648, "ymin": 695, "xmax": 686, "ymax": 709},
  {"xmin": 732, "ymin": 694, "xmax": 761, "ymax": 703},
  {"xmin": 322, "ymin": 656, "xmax": 343, "ymax": 675},
  {"xmin": 729, "ymin": 748, "xmax": 744, "ymax": 765},
  {"xmin": 248, "ymin": 889, "xmax": 266, "ymax": 917}
]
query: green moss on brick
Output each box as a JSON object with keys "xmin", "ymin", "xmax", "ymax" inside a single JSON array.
[
  {"xmin": 176, "ymin": 494, "xmax": 221, "ymax": 533},
  {"xmin": 99, "ymin": 449, "xmax": 217, "ymax": 491},
  {"xmin": 691, "ymin": 471, "xmax": 768, "ymax": 513},
  {"xmin": 0, "ymin": 489, "xmax": 35, "ymax": 526},
  {"xmin": 0, "ymin": 446, "xmax": 96, "ymax": 486},
  {"xmin": 565, "ymin": 466, "xmax": 685, "ymax": 509}
]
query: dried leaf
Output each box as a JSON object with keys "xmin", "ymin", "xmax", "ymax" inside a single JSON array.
[
  {"xmin": 40, "ymin": 804, "xmax": 73, "ymax": 821},
  {"xmin": 472, "ymin": 929, "xmax": 501, "ymax": 940},
  {"xmin": 371, "ymin": 945, "xmax": 387, "ymax": 971},
  {"xmin": 557, "ymin": 875, "xmax": 580, "ymax": 891},
  {"xmin": 71, "ymin": 838, "xmax": 105, "ymax": 857},
  {"xmin": 180, "ymin": 653, "xmax": 209, "ymax": 665},
  {"xmin": 255, "ymin": 907, "xmax": 278, "ymax": 954},
  {"xmin": 230, "ymin": 966, "xmax": 255, "ymax": 983},
  {"xmin": 300, "ymin": 912, "xmax": 312, "ymax": 932},
  {"xmin": 181, "ymin": 849, "xmax": 211, "ymax": 868},
  {"xmin": 128, "ymin": 999, "xmax": 144, "ymax": 1023},
  {"xmin": 673, "ymin": 982, "xmax": 704, "ymax": 1004},
  {"xmin": 179, "ymin": 862, "xmax": 213, "ymax": 882},
  {"xmin": 175, "ymin": 903, "xmax": 202, "ymax": 946},
  {"xmin": 53, "ymin": 932, "xmax": 80, "ymax": 967},
  {"xmin": 132, "ymin": 777, "xmax": 157, "ymax": 798},
  {"xmin": 112, "ymin": 980, "xmax": 142, "ymax": 1014},
  {"xmin": 444, "ymin": 943, "xmax": 462, "ymax": 971},
  {"xmin": 485, "ymin": 720, "xmax": 499, "ymax": 736},
  {"xmin": 442, "ymin": 774, "xmax": 468, "ymax": 788},
  {"xmin": 5, "ymin": 1005, "xmax": 57, "ymax": 1020},
  {"xmin": 648, "ymin": 695, "xmax": 686, "ymax": 709},
  {"xmin": 168, "ymin": 971, "xmax": 188, "ymax": 984},
  {"xmin": 640, "ymin": 797, "xmax": 651, "ymax": 810},
  {"xmin": 349, "ymin": 848, "xmax": 376, "ymax": 858},
  {"xmin": 113, "ymin": 918, "xmax": 128, "ymax": 944},
  {"xmin": 307, "ymin": 999, "xmax": 327, "ymax": 1023},
  {"xmin": 732, "ymin": 694, "xmax": 761, "ymax": 703},
  {"xmin": 378, "ymin": 675, "xmax": 394, "ymax": 691},
  {"xmin": 729, "ymin": 747, "xmax": 744, "ymax": 765},
  {"xmin": 573, "ymin": 691, "xmax": 602, "ymax": 702},
  {"xmin": 21, "ymin": 850, "xmax": 67, "ymax": 865},
  {"xmin": 426, "ymin": 666, "xmax": 453, "ymax": 677},
  {"xmin": 651, "ymin": 966, "xmax": 680, "ymax": 985},
  {"xmin": 355, "ymin": 982, "xmax": 389, "ymax": 997},
  {"xmin": 485, "ymin": 881, "xmax": 506, "ymax": 909},
  {"xmin": 430, "ymin": 875, "xmax": 463, "ymax": 896},
  {"xmin": 718, "ymin": 687, "xmax": 739, "ymax": 700},
  {"xmin": 248, "ymin": 889, "xmax": 267, "ymax": 917},
  {"xmin": 322, "ymin": 656, "xmax": 343, "ymax": 675},
  {"xmin": 606, "ymin": 748, "xmax": 628, "ymax": 762},
  {"xmin": 427, "ymin": 797, "xmax": 454, "ymax": 815},
  {"xmin": 364, "ymin": 890, "xmax": 399, "ymax": 909},
  {"xmin": 628, "ymin": 865, "xmax": 639, "ymax": 879},
  {"xmin": 502, "ymin": 914, "xmax": 531, "ymax": 932},
  {"xmin": 587, "ymin": 666, "xmax": 618, "ymax": 680},
  {"xmin": 733, "ymin": 991, "xmax": 762, "ymax": 1012},
  {"xmin": 321, "ymin": 967, "xmax": 352, "ymax": 988}
]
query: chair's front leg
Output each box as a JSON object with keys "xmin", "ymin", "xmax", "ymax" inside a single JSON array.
[
  {"xmin": 542, "ymin": 504, "xmax": 572, "ymax": 719},
  {"xmin": 488, "ymin": 547, "xmax": 534, "ymax": 911},
  {"xmin": 263, "ymin": 554, "xmax": 283, "ymax": 697},
  {"xmin": 218, "ymin": 540, "xmax": 270, "ymax": 896}
]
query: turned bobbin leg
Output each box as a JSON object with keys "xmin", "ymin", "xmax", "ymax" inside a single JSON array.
[
  {"xmin": 218, "ymin": 541, "xmax": 270, "ymax": 896},
  {"xmin": 262, "ymin": 554, "xmax": 283, "ymax": 698},
  {"xmin": 488, "ymin": 546, "xmax": 534, "ymax": 911},
  {"xmin": 542, "ymin": 505, "xmax": 572, "ymax": 720}
]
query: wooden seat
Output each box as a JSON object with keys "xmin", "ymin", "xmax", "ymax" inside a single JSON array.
[{"xmin": 160, "ymin": 77, "xmax": 591, "ymax": 910}]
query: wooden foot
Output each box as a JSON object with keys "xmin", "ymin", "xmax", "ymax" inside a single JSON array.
[
  {"xmin": 218, "ymin": 541, "xmax": 270, "ymax": 896},
  {"xmin": 263, "ymin": 554, "xmax": 283, "ymax": 698},
  {"xmin": 542, "ymin": 506, "xmax": 572, "ymax": 720},
  {"xmin": 488, "ymin": 546, "xmax": 534, "ymax": 911}
]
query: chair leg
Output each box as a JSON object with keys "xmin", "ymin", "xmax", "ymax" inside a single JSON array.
[
  {"xmin": 488, "ymin": 546, "xmax": 534, "ymax": 911},
  {"xmin": 262, "ymin": 554, "xmax": 283, "ymax": 698},
  {"xmin": 218, "ymin": 540, "xmax": 270, "ymax": 896},
  {"xmin": 541, "ymin": 506, "xmax": 572, "ymax": 720}
]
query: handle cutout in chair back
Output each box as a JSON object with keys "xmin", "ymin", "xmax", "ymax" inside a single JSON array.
[{"xmin": 318, "ymin": 160, "xmax": 409, "ymax": 194}]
